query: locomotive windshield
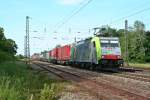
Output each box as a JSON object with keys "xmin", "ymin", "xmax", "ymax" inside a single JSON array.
[
  {"xmin": 101, "ymin": 40, "xmax": 119, "ymax": 47},
  {"xmin": 110, "ymin": 43, "xmax": 119, "ymax": 47}
]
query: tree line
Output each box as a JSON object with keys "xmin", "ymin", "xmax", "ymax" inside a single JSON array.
[
  {"xmin": 98, "ymin": 20, "xmax": 150, "ymax": 63},
  {"xmin": 0, "ymin": 27, "xmax": 17, "ymax": 62}
]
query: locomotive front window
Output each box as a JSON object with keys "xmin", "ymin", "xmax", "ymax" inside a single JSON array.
[
  {"xmin": 110, "ymin": 43, "xmax": 119, "ymax": 47},
  {"xmin": 101, "ymin": 42, "xmax": 119, "ymax": 47},
  {"xmin": 101, "ymin": 43, "xmax": 110, "ymax": 47},
  {"xmin": 110, "ymin": 41, "xmax": 119, "ymax": 47}
]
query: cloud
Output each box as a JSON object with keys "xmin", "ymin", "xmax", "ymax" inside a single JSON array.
[{"xmin": 59, "ymin": 0, "xmax": 84, "ymax": 5}]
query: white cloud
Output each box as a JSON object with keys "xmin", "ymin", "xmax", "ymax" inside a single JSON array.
[{"xmin": 59, "ymin": 0, "xmax": 84, "ymax": 5}]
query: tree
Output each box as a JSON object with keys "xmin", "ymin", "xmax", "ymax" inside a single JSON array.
[
  {"xmin": 97, "ymin": 25, "xmax": 118, "ymax": 37},
  {"xmin": 4, "ymin": 39, "xmax": 17, "ymax": 55},
  {"xmin": 144, "ymin": 31, "xmax": 150, "ymax": 62},
  {"xmin": 117, "ymin": 21, "xmax": 148, "ymax": 63},
  {"xmin": 0, "ymin": 27, "xmax": 5, "ymax": 40},
  {"xmin": 134, "ymin": 21, "xmax": 145, "ymax": 32},
  {"xmin": 117, "ymin": 29, "xmax": 126, "ymax": 59},
  {"xmin": 0, "ymin": 27, "xmax": 18, "ymax": 62},
  {"xmin": 133, "ymin": 20, "xmax": 145, "ymax": 62},
  {"xmin": 16, "ymin": 54, "xmax": 25, "ymax": 59}
]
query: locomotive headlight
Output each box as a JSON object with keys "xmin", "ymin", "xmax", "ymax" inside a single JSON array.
[
  {"xmin": 102, "ymin": 55, "xmax": 105, "ymax": 59},
  {"xmin": 117, "ymin": 55, "xmax": 121, "ymax": 59}
]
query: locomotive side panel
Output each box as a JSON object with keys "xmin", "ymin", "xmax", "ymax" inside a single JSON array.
[{"xmin": 74, "ymin": 39, "xmax": 94, "ymax": 63}]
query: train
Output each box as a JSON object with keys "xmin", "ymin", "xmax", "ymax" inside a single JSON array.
[{"xmin": 32, "ymin": 36, "xmax": 124, "ymax": 70}]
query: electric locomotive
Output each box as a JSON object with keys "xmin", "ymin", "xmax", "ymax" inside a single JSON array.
[{"xmin": 70, "ymin": 36, "xmax": 123, "ymax": 69}]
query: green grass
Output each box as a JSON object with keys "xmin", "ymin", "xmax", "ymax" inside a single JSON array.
[
  {"xmin": 128, "ymin": 63, "xmax": 150, "ymax": 69},
  {"xmin": 0, "ymin": 50, "xmax": 15, "ymax": 63},
  {"xmin": 0, "ymin": 61, "xmax": 66, "ymax": 100}
]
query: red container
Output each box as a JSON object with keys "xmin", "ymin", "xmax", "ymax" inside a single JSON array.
[
  {"xmin": 57, "ymin": 45, "xmax": 71, "ymax": 61},
  {"xmin": 57, "ymin": 47, "xmax": 62, "ymax": 61},
  {"xmin": 51, "ymin": 48, "xmax": 58, "ymax": 60},
  {"xmin": 62, "ymin": 45, "xmax": 71, "ymax": 61}
]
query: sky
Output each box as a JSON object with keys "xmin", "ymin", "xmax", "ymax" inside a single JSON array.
[{"xmin": 0, "ymin": 0, "xmax": 150, "ymax": 55}]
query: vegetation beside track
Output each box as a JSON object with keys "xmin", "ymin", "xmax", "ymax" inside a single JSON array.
[
  {"xmin": 0, "ymin": 61, "xmax": 66, "ymax": 100},
  {"xmin": 128, "ymin": 63, "xmax": 150, "ymax": 69}
]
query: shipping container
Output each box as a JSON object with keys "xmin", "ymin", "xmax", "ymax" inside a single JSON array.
[
  {"xmin": 57, "ymin": 47, "xmax": 62, "ymax": 61},
  {"xmin": 62, "ymin": 45, "xmax": 71, "ymax": 61},
  {"xmin": 57, "ymin": 45, "xmax": 71, "ymax": 63},
  {"xmin": 50, "ymin": 48, "xmax": 58, "ymax": 63}
]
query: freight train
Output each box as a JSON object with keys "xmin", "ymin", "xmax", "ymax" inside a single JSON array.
[{"xmin": 34, "ymin": 36, "xmax": 124, "ymax": 70}]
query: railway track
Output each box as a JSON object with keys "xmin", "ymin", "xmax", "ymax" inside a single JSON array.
[
  {"xmin": 114, "ymin": 72, "xmax": 150, "ymax": 82},
  {"xmin": 121, "ymin": 66, "xmax": 150, "ymax": 72},
  {"xmin": 33, "ymin": 62, "xmax": 150, "ymax": 100},
  {"xmin": 117, "ymin": 67, "xmax": 150, "ymax": 82},
  {"xmin": 49, "ymin": 63, "xmax": 150, "ymax": 83}
]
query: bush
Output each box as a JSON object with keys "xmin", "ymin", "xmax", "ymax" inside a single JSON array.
[
  {"xmin": 0, "ymin": 75, "xmax": 22, "ymax": 100},
  {"xmin": 0, "ymin": 50, "xmax": 15, "ymax": 63},
  {"xmin": 40, "ymin": 83, "xmax": 63, "ymax": 100},
  {"xmin": 145, "ymin": 56, "xmax": 150, "ymax": 62},
  {"xmin": 0, "ymin": 62, "xmax": 65, "ymax": 100}
]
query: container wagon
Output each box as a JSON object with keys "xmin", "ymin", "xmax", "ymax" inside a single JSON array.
[
  {"xmin": 50, "ymin": 48, "xmax": 58, "ymax": 64},
  {"xmin": 57, "ymin": 45, "xmax": 71, "ymax": 64}
]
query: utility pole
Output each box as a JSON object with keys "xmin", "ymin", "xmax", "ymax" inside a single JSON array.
[
  {"xmin": 89, "ymin": 28, "xmax": 91, "ymax": 34},
  {"xmin": 24, "ymin": 36, "xmax": 27, "ymax": 57},
  {"xmin": 75, "ymin": 37, "xmax": 76, "ymax": 42},
  {"xmin": 125, "ymin": 20, "xmax": 129, "ymax": 66},
  {"xmin": 44, "ymin": 25, "xmax": 46, "ymax": 33},
  {"xmin": 69, "ymin": 28, "xmax": 71, "ymax": 34},
  {"xmin": 25, "ymin": 16, "xmax": 30, "ymax": 65}
]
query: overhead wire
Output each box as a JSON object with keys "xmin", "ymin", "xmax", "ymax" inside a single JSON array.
[
  {"xmin": 31, "ymin": 0, "xmax": 150, "ymax": 35},
  {"xmin": 54, "ymin": 0, "xmax": 94, "ymax": 32},
  {"xmin": 54, "ymin": 0, "xmax": 150, "ymax": 33},
  {"xmin": 109, "ymin": 7, "xmax": 150, "ymax": 25},
  {"xmin": 54, "ymin": 0, "xmax": 87, "ymax": 28}
]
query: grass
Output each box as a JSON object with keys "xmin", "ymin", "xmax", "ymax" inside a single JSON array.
[
  {"xmin": 0, "ymin": 61, "xmax": 66, "ymax": 100},
  {"xmin": 128, "ymin": 63, "xmax": 150, "ymax": 69}
]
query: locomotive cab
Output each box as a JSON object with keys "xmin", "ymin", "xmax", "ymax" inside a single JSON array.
[{"xmin": 99, "ymin": 37, "xmax": 124, "ymax": 67}]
